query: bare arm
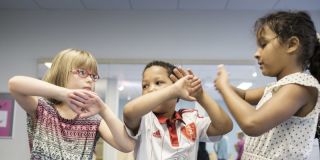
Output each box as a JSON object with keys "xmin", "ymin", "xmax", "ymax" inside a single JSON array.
[
  {"xmin": 8, "ymin": 76, "xmax": 135, "ymax": 152},
  {"xmin": 171, "ymin": 67, "xmax": 233, "ymax": 136},
  {"xmin": 232, "ymin": 86, "xmax": 265, "ymax": 105},
  {"xmin": 215, "ymin": 65, "xmax": 311, "ymax": 136},
  {"xmin": 123, "ymin": 75, "xmax": 197, "ymax": 134},
  {"xmin": 63, "ymin": 90, "xmax": 136, "ymax": 152},
  {"xmin": 98, "ymin": 106, "xmax": 135, "ymax": 152},
  {"xmin": 8, "ymin": 76, "xmax": 69, "ymax": 116},
  {"xmin": 196, "ymin": 91, "xmax": 233, "ymax": 136}
]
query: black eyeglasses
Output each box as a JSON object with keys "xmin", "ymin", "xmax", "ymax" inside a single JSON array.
[{"xmin": 71, "ymin": 68, "xmax": 100, "ymax": 82}]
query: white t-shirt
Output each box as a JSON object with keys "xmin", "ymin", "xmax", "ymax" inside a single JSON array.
[
  {"xmin": 126, "ymin": 109, "xmax": 221, "ymax": 160},
  {"xmin": 242, "ymin": 72, "xmax": 320, "ymax": 160}
]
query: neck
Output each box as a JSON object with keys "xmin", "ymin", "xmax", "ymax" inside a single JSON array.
[
  {"xmin": 55, "ymin": 103, "xmax": 78, "ymax": 119},
  {"xmin": 154, "ymin": 109, "xmax": 175, "ymax": 119},
  {"xmin": 277, "ymin": 65, "xmax": 303, "ymax": 81}
]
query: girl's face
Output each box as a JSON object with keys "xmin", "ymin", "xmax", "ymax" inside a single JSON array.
[
  {"xmin": 254, "ymin": 26, "xmax": 289, "ymax": 78},
  {"xmin": 142, "ymin": 66, "xmax": 176, "ymax": 114},
  {"xmin": 66, "ymin": 68, "xmax": 98, "ymax": 91}
]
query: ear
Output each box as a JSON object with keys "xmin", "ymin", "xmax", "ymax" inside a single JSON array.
[{"xmin": 286, "ymin": 36, "xmax": 300, "ymax": 54}]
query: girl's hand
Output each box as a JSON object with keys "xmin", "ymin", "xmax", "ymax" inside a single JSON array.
[
  {"xmin": 173, "ymin": 75, "xmax": 198, "ymax": 101},
  {"xmin": 62, "ymin": 89, "xmax": 86, "ymax": 115},
  {"xmin": 66, "ymin": 89, "xmax": 105, "ymax": 118},
  {"xmin": 170, "ymin": 67, "xmax": 203, "ymax": 99},
  {"xmin": 214, "ymin": 64, "xmax": 230, "ymax": 92}
]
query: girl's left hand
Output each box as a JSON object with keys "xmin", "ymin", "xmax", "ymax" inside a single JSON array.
[
  {"xmin": 68, "ymin": 90, "xmax": 105, "ymax": 118},
  {"xmin": 214, "ymin": 64, "xmax": 230, "ymax": 92}
]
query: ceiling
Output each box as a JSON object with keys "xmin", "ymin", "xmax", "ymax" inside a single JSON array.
[{"xmin": 1, "ymin": 0, "xmax": 320, "ymax": 11}]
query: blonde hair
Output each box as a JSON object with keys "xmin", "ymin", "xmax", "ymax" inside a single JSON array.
[{"xmin": 43, "ymin": 48, "xmax": 98, "ymax": 104}]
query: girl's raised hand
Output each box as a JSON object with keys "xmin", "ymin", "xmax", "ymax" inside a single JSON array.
[{"xmin": 214, "ymin": 64, "xmax": 230, "ymax": 92}]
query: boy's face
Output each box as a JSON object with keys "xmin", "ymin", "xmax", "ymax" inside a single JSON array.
[
  {"xmin": 142, "ymin": 66, "xmax": 173, "ymax": 94},
  {"xmin": 142, "ymin": 66, "xmax": 176, "ymax": 113}
]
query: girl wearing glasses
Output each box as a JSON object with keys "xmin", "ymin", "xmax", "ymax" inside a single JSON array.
[
  {"xmin": 215, "ymin": 11, "xmax": 320, "ymax": 159},
  {"xmin": 8, "ymin": 48, "xmax": 134, "ymax": 159}
]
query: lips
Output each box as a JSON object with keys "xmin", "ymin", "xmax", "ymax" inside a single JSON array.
[
  {"xmin": 257, "ymin": 62, "xmax": 263, "ymax": 69},
  {"xmin": 83, "ymin": 87, "xmax": 92, "ymax": 91}
]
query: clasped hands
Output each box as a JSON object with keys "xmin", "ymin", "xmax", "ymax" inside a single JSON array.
[{"xmin": 64, "ymin": 89, "xmax": 104, "ymax": 118}]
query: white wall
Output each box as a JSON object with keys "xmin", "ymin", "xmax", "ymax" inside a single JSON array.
[{"xmin": 0, "ymin": 10, "xmax": 319, "ymax": 160}]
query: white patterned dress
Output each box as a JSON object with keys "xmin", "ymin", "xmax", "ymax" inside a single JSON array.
[{"xmin": 242, "ymin": 72, "xmax": 320, "ymax": 160}]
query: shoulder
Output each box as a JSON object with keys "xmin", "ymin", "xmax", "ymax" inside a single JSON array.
[
  {"xmin": 36, "ymin": 97, "xmax": 55, "ymax": 112},
  {"xmin": 267, "ymin": 73, "xmax": 319, "ymax": 96},
  {"xmin": 277, "ymin": 72, "xmax": 319, "ymax": 96},
  {"xmin": 278, "ymin": 72, "xmax": 319, "ymax": 88},
  {"xmin": 272, "ymin": 84, "xmax": 311, "ymax": 105}
]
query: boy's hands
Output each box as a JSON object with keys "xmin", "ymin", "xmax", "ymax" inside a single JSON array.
[
  {"xmin": 65, "ymin": 89, "xmax": 105, "ymax": 118},
  {"xmin": 173, "ymin": 75, "xmax": 199, "ymax": 101},
  {"xmin": 170, "ymin": 67, "xmax": 203, "ymax": 99}
]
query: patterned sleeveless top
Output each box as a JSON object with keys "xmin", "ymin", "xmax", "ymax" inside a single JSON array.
[
  {"xmin": 27, "ymin": 98, "xmax": 101, "ymax": 160},
  {"xmin": 242, "ymin": 72, "xmax": 320, "ymax": 160}
]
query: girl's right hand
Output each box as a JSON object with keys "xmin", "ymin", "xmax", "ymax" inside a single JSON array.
[{"xmin": 214, "ymin": 64, "xmax": 230, "ymax": 93}]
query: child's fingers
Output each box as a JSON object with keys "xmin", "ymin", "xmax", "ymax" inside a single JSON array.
[
  {"xmin": 191, "ymin": 75, "xmax": 200, "ymax": 81},
  {"xmin": 72, "ymin": 91, "xmax": 89, "ymax": 103},
  {"xmin": 187, "ymin": 69, "xmax": 194, "ymax": 76},
  {"xmin": 82, "ymin": 90, "xmax": 98, "ymax": 97},
  {"xmin": 191, "ymin": 78, "xmax": 201, "ymax": 87},
  {"xmin": 177, "ymin": 67, "xmax": 188, "ymax": 76},
  {"xmin": 75, "ymin": 90, "xmax": 92, "ymax": 98},
  {"xmin": 70, "ymin": 98, "xmax": 87, "ymax": 108},
  {"xmin": 216, "ymin": 64, "xmax": 230, "ymax": 79},
  {"xmin": 173, "ymin": 67, "xmax": 184, "ymax": 78},
  {"xmin": 169, "ymin": 74, "xmax": 178, "ymax": 82},
  {"xmin": 185, "ymin": 74, "xmax": 194, "ymax": 80},
  {"xmin": 191, "ymin": 83, "xmax": 202, "ymax": 92},
  {"xmin": 69, "ymin": 100, "xmax": 85, "ymax": 114},
  {"xmin": 186, "ymin": 96, "xmax": 197, "ymax": 101},
  {"xmin": 217, "ymin": 64, "xmax": 224, "ymax": 69},
  {"xmin": 217, "ymin": 64, "xmax": 227, "ymax": 73}
]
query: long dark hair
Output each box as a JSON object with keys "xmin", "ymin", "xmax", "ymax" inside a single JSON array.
[{"xmin": 254, "ymin": 11, "xmax": 320, "ymax": 82}]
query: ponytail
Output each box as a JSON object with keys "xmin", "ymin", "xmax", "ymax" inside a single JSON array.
[{"xmin": 309, "ymin": 33, "xmax": 320, "ymax": 83}]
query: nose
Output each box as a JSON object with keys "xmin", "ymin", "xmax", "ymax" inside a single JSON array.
[
  {"xmin": 85, "ymin": 75, "xmax": 94, "ymax": 83},
  {"xmin": 254, "ymin": 48, "xmax": 261, "ymax": 60},
  {"xmin": 147, "ymin": 84, "xmax": 157, "ymax": 93}
]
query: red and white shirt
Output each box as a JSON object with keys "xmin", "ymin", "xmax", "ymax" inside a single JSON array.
[{"xmin": 126, "ymin": 109, "xmax": 221, "ymax": 160}]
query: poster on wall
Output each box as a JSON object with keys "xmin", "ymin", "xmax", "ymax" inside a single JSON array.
[{"xmin": 0, "ymin": 93, "xmax": 15, "ymax": 138}]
